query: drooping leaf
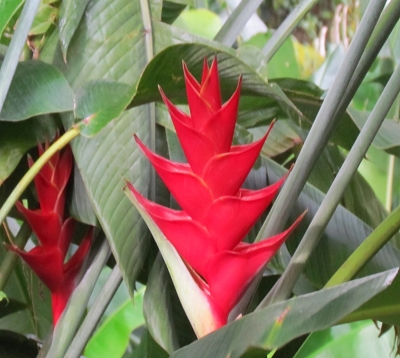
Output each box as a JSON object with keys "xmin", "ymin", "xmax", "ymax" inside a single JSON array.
[
  {"xmin": 0, "ymin": 61, "xmax": 74, "ymax": 121},
  {"xmin": 52, "ymin": 0, "xmax": 154, "ymax": 301},
  {"xmin": 171, "ymin": 269, "xmax": 397, "ymax": 357}
]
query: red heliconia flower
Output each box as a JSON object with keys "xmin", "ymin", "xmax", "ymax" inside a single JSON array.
[
  {"xmin": 127, "ymin": 58, "xmax": 302, "ymax": 330},
  {"xmin": 9, "ymin": 143, "xmax": 93, "ymax": 325}
]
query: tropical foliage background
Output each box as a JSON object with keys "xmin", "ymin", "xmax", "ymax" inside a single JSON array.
[{"xmin": 1, "ymin": 0, "xmax": 400, "ymax": 357}]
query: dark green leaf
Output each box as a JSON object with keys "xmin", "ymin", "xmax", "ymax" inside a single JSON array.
[
  {"xmin": 0, "ymin": 60, "xmax": 74, "ymax": 121},
  {"xmin": 0, "ymin": 330, "xmax": 39, "ymax": 358},
  {"xmin": 171, "ymin": 270, "xmax": 397, "ymax": 357},
  {"xmin": 58, "ymin": 0, "xmax": 91, "ymax": 59}
]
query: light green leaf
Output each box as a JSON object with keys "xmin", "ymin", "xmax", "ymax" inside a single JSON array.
[
  {"xmin": 0, "ymin": 0, "xmax": 24, "ymax": 37},
  {"xmin": 173, "ymin": 9, "xmax": 222, "ymax": 39},
  {"xmin": 58, "ymin": 0, "xmax": 91, "ymax": 59},
  {"xmin": 294, "ymin": 321, "xmax": 395, "ymax": 358},
  {"xmin": 75, "ymin": 80, "xmax": 134, "ymax": 137}
]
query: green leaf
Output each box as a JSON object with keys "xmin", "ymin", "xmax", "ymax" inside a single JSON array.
[
  {"xmin": 173, "ymin": 9, "xmax": 222, "ymax": 39},
  {"xmin": 75, "ymin": 80, "xmax": 134, "ymax": 137},
  {"xmin": 294, "ymin": 321, "xmax": 395, "ymax": 358},
  {"xmin": 84, "ymin": 289, "xmax": 145, "ymax": 358},
  {"xmin": 345, "ymin": 270, "xmax": 400, "ymax": 326},
  {"xmin": 130, "ymin": 43, "xmax": 304, "ymax": 124},
  {"xmin": 30, "ymin": 3, "xmax": 58, "ymax": 36},
  {"xmin": 171, "ymin": 269, "xmax": 397, "ymax": 357},
  {"xmin": 0, "ymin": 60, "xmax": 74, "ymax": 121},
  {"xmin": 58, "ymin": 0, "xmax": 91, "ymax": 59},
  {"xmin": 52, "ymin": 0, "xmax": 154, "ymax": 302},
  {"xmin": 0, "ymin": 0, "xmax": 24, "ymax": 37}
]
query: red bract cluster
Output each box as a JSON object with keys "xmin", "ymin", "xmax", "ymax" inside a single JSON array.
[
  {"xmin": 9, "ymin": 144, "xmax": 93, "ymax": 325},
  {"xmin": 127, "ymin": 59, "xmax": 301, "ymax": 329}
]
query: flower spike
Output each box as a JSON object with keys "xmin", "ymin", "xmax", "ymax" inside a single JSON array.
[{"xmin": 128, "ymin": 59, "xmax": 303, "ymax": 335}]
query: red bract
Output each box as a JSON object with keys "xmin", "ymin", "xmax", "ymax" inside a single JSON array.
[
  {"xmin": 9, "ymin": 144, "xmax": 93, "ymax": 325},
  {"xmin": 128, "ymin": 58, "xmax": 302, "ymax": 329}
]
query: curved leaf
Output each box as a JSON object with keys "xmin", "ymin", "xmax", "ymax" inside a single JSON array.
[
  {"xmin": 171, "ymin": 269, "xmax": 397, "ymax": 357},
  {"xmin": 0, "ymin": 61, "xmax": 74, "ymax": 121}
]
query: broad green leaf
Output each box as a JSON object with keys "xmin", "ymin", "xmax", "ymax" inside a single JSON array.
[
  {"xmin": 52, "ymin": 0, "xmax": 154, "ymax": 302},
  {"xmin": 161, "ymin": 1, "xmax": 187, "ymax": 25},
  {"xmin": 0, "ymin": 0, "xmax": 24, "ymax": 37},
  {"xmin": 130, "ymin": 43, "xmax": 304, "ymax": 124},
  {"xmin": 173, "ymin": 9, "xmax": 222, "ymax": 39},
  {"xmin": 75, "ymin": 80, "xmax": 134, "ymax": 137},
  {"xmin": 0, "ymin": 115, "xmax": 58, "ymax": 184},
  {"xmin": 294, "ymin": 321, "xmax": 395, "ymax": 358},
  {"xmin": 345, "ymin": 271, "xmax": 400, "ymax": 326},
  {"xmin": 171, "ymin": 270, "xmax": 397, "ymax": 357},
  {"xmin": 58, "ymin": 0, "xmax": 91, "ymax": 59},
  {"xmin": 0, "ymin": 61, "xmax": 74, "ymax": 121},
  {"xmin": 84, "ymin": 289, "xmax": 145, "ymax": 358}
]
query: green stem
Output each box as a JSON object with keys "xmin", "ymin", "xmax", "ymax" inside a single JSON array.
[
  {"xmin": 0, "ymin": 127, "xmax": 80, "ymax": 227},
  {"xmin": 386, "ymin": 155, "xmax": 395, "ymax": 212},
  {"xmin": 64, "ymin": 265, "xmax": 122, "ymax": 358},
  {"xmin": 0, "ymin": 222, "xmax": 31, "ymax": 291},
  {"xmin": 324, "ymin": 205, "xmax": 400, "ymax": 288},
  {"xmin": 258, "ymin": 59, "xmax": 400, "ymax": 308},
  {"xmin": 214, "ymin": 0, "xmax": 264, "ymax": 46}
]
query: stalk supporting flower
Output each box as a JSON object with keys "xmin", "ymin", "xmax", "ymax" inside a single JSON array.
[
  {"xmin": 127, "ymin": 58, "xmax": 302, "ymax": 333},
  {"xmin": 8, "ymin": 143, "xmax": 93, "ymax": 325}
]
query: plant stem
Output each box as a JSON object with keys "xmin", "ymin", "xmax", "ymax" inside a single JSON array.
[
  {"xmin": 386, "ymin": 155, "xmax": 395, "ymax": 212},
  {"xmin": 262, "ymin": 0, "xmax": 318, "ymax": 62},
  {"xmin": 324, "ymin": 205, "xmax": 400, "ymax": 288},
  {"xmin": 214, "ymin": 0, "xmax": 264, "ymax": 46},
  {"xmin": 0, "ymin": 127, "xmax": 80, "ymax": 227},
  {"xmin": 64, "ymin": 265, "xmax": 123, "ymax": 358},
  {"xmin": 258, "ymin": 57, "xmax": 400, "ymax": 308}
]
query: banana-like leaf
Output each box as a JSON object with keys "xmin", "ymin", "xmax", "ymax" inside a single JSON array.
[
  {"xmin": 171, "ymin": 269, "xmax": 397, "ymax": 357},
  {"xmin": 0, "ymin": 61, "xmax": 74, "ymax": 121},
  {"xmin": 0, "ymin": 0, "xmax": 24, "ymax": 37}
]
